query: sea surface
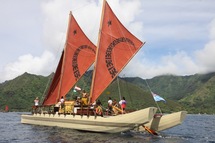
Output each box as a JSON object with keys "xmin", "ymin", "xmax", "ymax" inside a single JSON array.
[{"xmin": 0, "ymin": 112, "xmax": 214, "ymax": 143}]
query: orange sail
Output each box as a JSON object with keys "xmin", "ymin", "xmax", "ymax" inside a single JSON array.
[
  {"xmin": 90, "ymin": 1, "xmax": 145, "ymax": 103},
  {"xmin": 43, "ymin": 12, "xmax": 96, "ymax": 105}
]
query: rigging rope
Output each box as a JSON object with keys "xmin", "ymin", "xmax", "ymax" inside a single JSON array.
[
  {"xmin": 144, "ymin": 79, "xmax": 163, "ymax": 114},
  {"xmin": 121, "ymin": 75, "xmax": 133, "ymax": 106},
  {"xmin": 41, "ymin": 31, "xmax": 66, "ymax": 105},
  {"xmin": 116, "ymin": 76, "xmax": 122, "ymax": 100}
]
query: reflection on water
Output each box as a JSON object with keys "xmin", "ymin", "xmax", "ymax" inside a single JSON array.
[{"xmin": 0, "ymin": 113, "xmax": 214, "ymax": 143}]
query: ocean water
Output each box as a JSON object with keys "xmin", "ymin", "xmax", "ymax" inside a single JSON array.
[{"xmin": 0, "ymin": 112, "xmax": 214, "ymax": 143}]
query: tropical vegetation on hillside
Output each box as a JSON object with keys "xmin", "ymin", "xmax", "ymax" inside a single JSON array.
[{"xmin": 0, "ymin": 71, "xmax": 214, "ymax": 114}]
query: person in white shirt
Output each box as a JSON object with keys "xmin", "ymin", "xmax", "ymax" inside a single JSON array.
[
  {"xmin": 60, "ymin": 96, "xmax": 64, "ymax": 104},
  {"xmin": 34, "ymin": 97, "xmax": 39, "ymax": 113},
  {"xmin": 119, "ymin": 97, "xmax": 126, "ymax": 113},
  {"xmin": 107, "ymin": 97, "xmax": 113, "ymax": 114},
  {"xmin": 34, "ymin": 97, "xmax": 39, "ymax": 107}
]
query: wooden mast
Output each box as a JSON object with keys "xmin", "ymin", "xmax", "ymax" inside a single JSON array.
[
  {"xmin": 89, "ymin": 0, "xmax": 106, "ymax": 104},
  {"xmin": 56, "ymin": 12, "xmax": 73, "ymax": 103}
]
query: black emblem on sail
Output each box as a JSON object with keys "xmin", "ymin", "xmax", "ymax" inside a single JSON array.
[
  {"xmin": 105, "ymin": 37, "xmax": 135, "ymax": 78},
  {"xmin": 72, "ymin": 45, "xmax": 96, "ymax": 80},
  {"xmin": 108, "ymin": 20, "xmax": 112, "ymax": 27},
  {"xmin": 73, "ymin": 30, "xmax": 77, "ymax": 35}
]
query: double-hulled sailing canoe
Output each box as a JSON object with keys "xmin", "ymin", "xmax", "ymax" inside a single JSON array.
[
  {"xmin": 22, "ymin": 107, "xmax": 157, "ymax": 133},
  {"xmin": 21, "ymin": 0, "xmax": 186, "ymax": 134}
]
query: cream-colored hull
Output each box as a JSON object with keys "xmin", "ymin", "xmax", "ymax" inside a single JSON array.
[
  {"xmin": 139, "ymin": 111, "xmax": 187, "ymax": 132},
  {"xmin": 21, "ymin": 107, "xmax": 157, "ymax": 133}
]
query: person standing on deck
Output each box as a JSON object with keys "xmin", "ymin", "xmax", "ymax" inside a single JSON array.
[
  {"xmin": 95, "ymin": 100, "xmax": 103, "ymax": 117},
  {"xmin": 81, "ymin": 90, "xmax": 88, "ymax": 105},
  {"xmin": 107, "ymin": 97, "xmax": 113, "ymax": 115},
  {"xmin": 112, "ymin": 99, "xmax": 119, "ymax": 115},
  {"xmin": 60, "ymin": 96, "xmax": 65, "ymax": 108},
  {"xmin": 119, "ymin": 97, "xmax": 126, "ymax": 113},
  {"xmin": 34, "ymin": 97, "xmax": 39, "ymax": 107},
  {"xmin": 34, "ymin": 97, "xmax": 39, "ymax": 113}
]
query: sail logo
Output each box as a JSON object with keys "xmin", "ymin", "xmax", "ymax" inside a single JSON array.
[
  {"xmin": 72, "ymin": 45, "xmax": 96, "ymax": 80},
  {"xmin": 105, "ymin": 37, "xmax": 135, "ymax": 78}
]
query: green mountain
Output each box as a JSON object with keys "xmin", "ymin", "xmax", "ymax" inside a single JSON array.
[
  {"xmin": 180, "ymin": 75, "xmax": 215, "ymax": 114},
  {"xmin": 0, "ymin": 72, "xmax": 49, "ymax": 111},
  {"xmin": 123, "ymin": 72, "xmax": 215, "ymax": 114},
  {"xmin": 0, "ymin": 71, "xmax": 214, "ymax": 114}
]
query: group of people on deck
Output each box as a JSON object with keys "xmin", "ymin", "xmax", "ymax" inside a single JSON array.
[
  {"xmin": 33, "ymin": 88, "xmax": 127, "ymax": 116},
  {"xmin": 93, "ymin": 96, "xmax": 127, "ymax": 116},
  {"xmin": 75, "ymin": 90, "xmax": 89, "ymax": 106},
  {"xmin": 106, "ymin": 97, "xmax": 127, "ymax": 115},
  {"xmin": 73, "ymin": 90, "xmax": 127, "ymax": 116}
]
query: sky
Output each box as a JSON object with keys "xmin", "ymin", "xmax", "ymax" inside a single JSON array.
[{"xmin": 0, "ymin": 0, "xmax": 215, "ymax": 83}]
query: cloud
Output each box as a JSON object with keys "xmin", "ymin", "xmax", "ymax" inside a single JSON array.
[
  {"xmin": 195, "ymin": 19, "xmax": 215, "ymax": 73},
  {"xmin": 124, "ymin": 17, "xmax": 215, "ymax": 79},
  {"xmin": 1, "ymin": 0, "xmax": 215, "ymax": 83},
  {"xmin": 142, "ymin": 0, "xmax": 214, "ymax": 43},
  {"xmin": 196, "ymin": 40, "xmax": 215, "ymax": 71},
  {"xmin": 0, "ymin": 51, "xmax": 55, "ymax": 82},
  {"xmin": 210, "ymin": 19, "xmax": 215, "ymax": 39},
  {"xmin": 0, "ymin": 0, "xmax": 143, "ymax": 82},
  {"xmin": 123, "ymin": 51, "xmax": 199, "ymax": 79}
]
